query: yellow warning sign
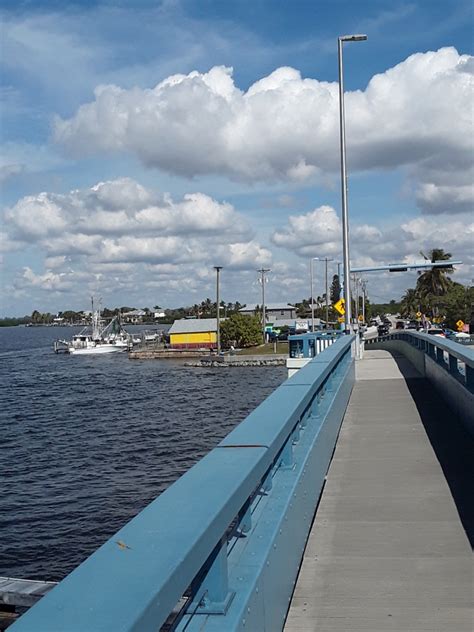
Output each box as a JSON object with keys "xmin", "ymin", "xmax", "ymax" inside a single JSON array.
[
  {"xmin": 333, "ymin": 298, "xmax": 345, "ymax": 316},
  {"xmin": 416, "ymin": 311, "xmax": 422, "ymax": 319},
  {"xmin": 337, "ymin": 316, "xmax": 345, "ymax": 323},
  {"xmin": 358, "ymin": 315, "xmax": 364, "ymax": 322},
  {"xmin": 456, "ymin": 319, "xmax": 464, "ymax": 331}
]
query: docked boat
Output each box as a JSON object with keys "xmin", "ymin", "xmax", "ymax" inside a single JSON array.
[{"xmin": 54, "ymin": 304, "xmax": 131, "ymax": 355}]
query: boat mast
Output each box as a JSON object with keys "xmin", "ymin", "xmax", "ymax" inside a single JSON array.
[{"xmin": 91, "ymin": 295, "xmax": 101, "ymax": 340}]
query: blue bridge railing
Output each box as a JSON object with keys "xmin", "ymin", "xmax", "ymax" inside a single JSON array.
[
  {"xmin": 367, "ymin": 330, "xmax": 474, "ymax": 392},
  {"xmin": 366, "ymin": 330, "xmax": 474, "ymax": 436},
  {"xmin": 12, "ymin": 335, "xmax": 356, "ymax": 632}
]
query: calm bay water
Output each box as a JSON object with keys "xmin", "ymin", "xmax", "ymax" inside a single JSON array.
[{"xmin": 1, "ymin": 326, "xmax": 286, "ymax": 581}]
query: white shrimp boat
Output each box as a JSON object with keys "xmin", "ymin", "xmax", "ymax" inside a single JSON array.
[{"xmin": 54, "ymin": 303, "xmax": 131, "ymax": 355}]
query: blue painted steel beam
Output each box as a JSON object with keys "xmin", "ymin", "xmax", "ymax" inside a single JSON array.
[
  {"xmin": 397, "ymin": 331, "xmax": 474, "ymax": 366},
  {"xmin": 179, "ymin": 351, "xmax": 355, "ymax": 631},
  {"xmin": 10, "ymin": 448, "xmax": 268, "ymax": 631}
]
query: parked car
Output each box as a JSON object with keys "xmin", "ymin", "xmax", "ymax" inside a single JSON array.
[
  {"xmin": 377, "ymin": 324, "xmax": 390, "ymax": 336},
  {"xmin": 395, "ymin": 321, "xmax": 405, "ymax": 330},
  {"xmin": 406, "ymin": 321, "xmax": 419, "ymax": 330},
  {"xmin": 443, "ymin": 328, "xmax": 456, "ymax": 339},
  {"xmin": 426, "ymin": 328, "xmax": 445, "ymax": 337}
]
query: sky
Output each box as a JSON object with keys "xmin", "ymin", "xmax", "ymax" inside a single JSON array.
[{"xmin": 1, "ymin": 0, "xmax": 473, "ymax": 316}]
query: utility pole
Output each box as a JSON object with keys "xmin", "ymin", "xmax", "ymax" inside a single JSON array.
[
  {"xmin": 214, "ymin": 266, "xmax": 222, "ymax": 354},
  {"xmin": 361, "ymin": 279, "xmax": 367, "ymax": 323},
  {"xmin": 324, "ymin": 257, "xmax": 333, "ymax": 330},
  {"xmin": 337, "ymin": 261, "xmax": 342, "ymax": 299},
  {"xmin": 258, "ymin": 268, "xmax": 271, "ymax": 343},
  {"xmin": 352, "ymin": 274, "xmax": 358, "ymax": 324},
  {"xmin": 314, "ymin": 257, "xmax": 333, "ymax": 330}
]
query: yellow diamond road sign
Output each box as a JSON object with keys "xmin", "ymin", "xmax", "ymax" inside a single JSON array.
[
  {"xmin": 416, "ymin": 311, "xmax": 422, "ymax": 318},
  {"xmin": 333, "ymin": 298, "xmax": 345, "ymax": 315},
  {"xmin": 456, "ymin": 319, "xmax": 464, "ymax": 330}
]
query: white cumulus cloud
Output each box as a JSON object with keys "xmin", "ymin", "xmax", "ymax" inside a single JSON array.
[
  {"xmin": 271, "ymin": 205, "xmax": 341, "ymax": 256},
  {"xmin": 3, "ymin": 178, "xmax": 273, "ymax": 303},
  {"xmin": 275, "ymin": 204, "xmax": 473, "ymax": 278},
  {"xmin": 54, "ymin": 48, "xmax": 473, "ymax": 214}
]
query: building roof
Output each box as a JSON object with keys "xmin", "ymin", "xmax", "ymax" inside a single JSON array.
[
  {"xmin": 168, "ymin": 318, "xmax": 221, "ymax": 334},
  {"xmin": 239, "ymin": 303, "xmax": 295, "ymax": 312},
  {"xmin": 123, "ymin": 309, "xmax": 147, "ymax": 316},
  {"xmin": 270, "ymin": 318, "xmax": 298, "ymax": 328}
]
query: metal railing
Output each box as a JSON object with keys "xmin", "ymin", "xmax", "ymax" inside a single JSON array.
[
  {"xmin": 11, "ymin": 336, "xmax": 355, "ymax": 632},
  {"xmin": 367, "ymin": 331, "xmax": 474, "ymax": 393}
]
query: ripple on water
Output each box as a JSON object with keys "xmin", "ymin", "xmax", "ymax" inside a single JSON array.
[{"xmin": 0, "ymin": 327, "xmax": 286, "ymax": 581}]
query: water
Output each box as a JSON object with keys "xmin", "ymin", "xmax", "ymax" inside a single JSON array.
[{"xmin": 0, "ymin": 326, "xmax": 286, "ymax": 581}]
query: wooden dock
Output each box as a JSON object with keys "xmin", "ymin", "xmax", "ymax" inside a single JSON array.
[{"xmin": 0, "ymin": 577, "xmax": 57, "ymax": 629}]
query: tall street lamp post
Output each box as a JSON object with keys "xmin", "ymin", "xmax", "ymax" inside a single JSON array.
[
  {"xmin": 338, "ymin": 33, "xmax": 367, "ymax": 333},
  {"xmin": 214, "ymin": 266, "xmax": 222, "ymax": 354}
]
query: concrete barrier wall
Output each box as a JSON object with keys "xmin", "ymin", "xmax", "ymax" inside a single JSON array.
[
  {"xmin": 369, "ymin": 338, "xmax": 473, "ymax": 436},
  {"xmin": 425, "ymin": 354, "xmax": 474, "ymax": 436}
]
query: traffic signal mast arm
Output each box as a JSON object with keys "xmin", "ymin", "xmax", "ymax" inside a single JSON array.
[{"xmin": 350, "ymin": 261, "xmax": 462, "ymax": 273}]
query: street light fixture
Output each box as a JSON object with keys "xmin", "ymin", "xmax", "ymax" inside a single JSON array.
[{"xmin": 338, "ymin": 33, "xmax": 367, "ymax": 333}]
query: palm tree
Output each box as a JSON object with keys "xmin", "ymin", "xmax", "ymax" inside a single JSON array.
[
  {"xmin": 417, "ymin": 249, "xmax": 454, "ymax": 296},
  {"xmin": 416, "ymin": 248, "xmax": 454, "ymax": 317},
  {"xmin": 31, "ymin": 310, "xmax": 41, "ymax": 324},
  {"xmin": 400, "ymin": 288, "xmax": 419, "ymax": 318}
]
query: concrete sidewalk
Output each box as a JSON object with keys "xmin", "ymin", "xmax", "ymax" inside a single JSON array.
[{"xmin": 284, "ymin": 350, "xmax": 473, "ymax": 632}]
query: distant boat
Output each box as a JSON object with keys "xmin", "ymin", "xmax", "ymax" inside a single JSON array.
[{"xmin": 54, "ymin": 300, "xmax": 131, "ymax": 355}]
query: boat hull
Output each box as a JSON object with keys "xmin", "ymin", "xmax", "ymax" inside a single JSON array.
[{"xmin": 68, "ymin": 345, "xmax": 126, "ymax": 355}]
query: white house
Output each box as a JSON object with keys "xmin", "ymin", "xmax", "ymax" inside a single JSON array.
[{"xmin": 122, "ymin": 309, "xmax": 147, "ymax": 324}]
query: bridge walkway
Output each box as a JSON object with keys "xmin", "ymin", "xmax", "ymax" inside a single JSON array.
[{"xmin": 285, "ymin": 349, "xmax": 473, "ymax": 632}]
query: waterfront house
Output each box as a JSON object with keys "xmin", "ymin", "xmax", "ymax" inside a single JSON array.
[
  {"xmin": 239, "ymin": 303, "xmax": 296, "ymax": 321},
  {"xmin": 168, "ymin": 318, "xmax": 220, "ymax": 349},
  {"xmin": 122, "ymin": 309, "xmax": 147, "ymax": 324}
]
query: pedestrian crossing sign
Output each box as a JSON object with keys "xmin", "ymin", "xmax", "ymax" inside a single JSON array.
[{"xmin": 333, "ymin": 298, "xmax": 345, "ymax": 315}]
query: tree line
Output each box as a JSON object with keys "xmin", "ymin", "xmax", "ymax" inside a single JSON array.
[
  {"xmin": 2, "ymin": 250, "xmax": 472, "ymax": 331},
  {"xmin": 399, "ymin": 249, "xmax": 473, "ymax": 329}
]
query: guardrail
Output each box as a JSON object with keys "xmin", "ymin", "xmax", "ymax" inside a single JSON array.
[{"xmin": 11, "ymin": 336, "xmax": 355, "ymax": 632}]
